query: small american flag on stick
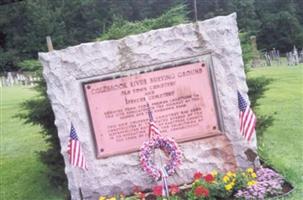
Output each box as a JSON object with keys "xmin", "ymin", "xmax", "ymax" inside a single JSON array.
[
  {"xmin": 238, "ymin": 91, "xmax": 257, "ymax": 142},
  {"xmin": 67, "ymin": 124, "xmax": 87, "ymax": 170},
  {"xmin": 146, "ymin": 98, "xmax": 161, "ymax": 137}
]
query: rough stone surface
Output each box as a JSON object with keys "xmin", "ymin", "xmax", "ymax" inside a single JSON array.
[{"xmin": 39, "ymin": 13, "xmax": 258, "ymax": 200}]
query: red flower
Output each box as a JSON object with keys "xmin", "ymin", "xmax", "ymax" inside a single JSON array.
[
  {"xmin": 153, "ymin": 185, "xmax": 162, "ymax": 197},
  {"xmin": 169, "ymin": 184, "xmax": 180, "ymax": 195},
  {"xmin": 204, "ymin": 174, "xmax": 215, "ymax": 183},
  {"xmin": 194, "ymin": 186, "xmax": 209, "ymax": 197},
  {"xmin": 194, "ymin": 171, "xmax": 203, "ymax": 181}
]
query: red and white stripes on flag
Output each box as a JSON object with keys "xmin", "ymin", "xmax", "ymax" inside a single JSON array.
[
  {"xmin": 238, "ymin": 91, "xmax": 257, "ymax": 142},
  {"xmin": 67, "ymin": 124, "xmax": 87, "ymax": 170},
  {"xmin": 146, "ymin": 99, "xmax": 161, "ymax": 137},
  {"xmin": 149, "ymin": 121, "xmax": 161, "ymax": 137}
]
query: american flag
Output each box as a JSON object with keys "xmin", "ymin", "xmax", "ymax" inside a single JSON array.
[
  {"xmin": 67, "ymin": 124, "xmax": 87, "ymax": 170},
  {"xmin": 146, "ymin": 101, "xmax": 161, "ymax": 137},
  {"xmin": 238, "ymin": 91, "xmax": 257, "ymax": 142}
]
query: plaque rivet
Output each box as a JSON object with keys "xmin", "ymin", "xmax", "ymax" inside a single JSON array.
[
  {"xmin": 212, "ymin": 126, "xmax": 216, "ymax": 130},
  {"xmin": 100, "ymin": 148, "xmax": 104, "ymax": 152},
  {"xmin": 87, "ymin": 85, "xmax": 91, "ymax": 89}
]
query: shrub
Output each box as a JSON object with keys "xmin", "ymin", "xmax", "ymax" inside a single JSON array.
[
  {"xmin": 97, "ymin": 5, "xmax": 188, "ymax": 41},
  {"xmin": 19, "ymin": 73, "xmax": 68, "ymax": 190},
  {"xmin": 240, "ymin": 32, "xmax": 274, "ymax": 138},
  {"xmin": 17, "ymin": 59, "xmax": 42, "ymax": 72}
]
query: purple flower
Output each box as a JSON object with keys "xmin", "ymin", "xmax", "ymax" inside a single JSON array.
[{"xmin": 235, "ymin": 168, "xmax": 284, "ymax": 199}]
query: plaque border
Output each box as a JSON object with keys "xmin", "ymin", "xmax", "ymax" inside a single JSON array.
[{"xmin": 81, "ymin": 53, "xmax": 225, "ymax": 158}]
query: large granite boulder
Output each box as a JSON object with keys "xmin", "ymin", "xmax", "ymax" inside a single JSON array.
[{"xmin": 39, "ymin": 13, "xmax": 258, "ymax": 200}]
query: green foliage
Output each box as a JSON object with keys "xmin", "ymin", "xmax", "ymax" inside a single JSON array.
[
  {"xmin": 231, "ymin": 0, "xmax": 260, "ymax": 33},
  {"xmin": 255, "ymin": 0, "xmax": 303, "ymax": 52},
  {"xmin": 239, "ymin": 31, "xmax": 274, "ymax": 138},
  {"xmin": 187, "ymin": 0, "xmax": 233, "ymax": 20},
  {"xmin": 2, "ymin": 0, "xmax": 303, "ymax": 72},
  {"xmin": 17, "ymin": 59, "xmax": 41, "ymax": 72},
  {"xmin": 239, "ymin": 32, "xmax": 254, "ymax": 68},
  {"xmin": 19, "ymin": 74, "xmax": 69, "ymax": 192},
  {"xmin": 0, "ymin": 0, "xmax": 181, "ymax": 72},
  {"xmin": 98, "ymin": 5, "xmax": 188, "ymax": 41},
  {"xmin": 107, "ymin": 0, "xmax": 180, "ymax": 21},
  {"xmin": 0, "ymin": 48, "xmax": 19, "ymax": 72},
  {"xmin": 247, "ymin": 77, "xmax": 274, "ymax": 138},
  {"xmin": 247, "ymin": 77, "xmax": 272, "ymax": 108}
]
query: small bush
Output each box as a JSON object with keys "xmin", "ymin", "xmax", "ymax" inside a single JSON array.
[
  {"xmin": 240, "ymin": 32, "xmax": 274, "ymax": 138},
  {"xmin": 98, "ymin": 5, "xmax": 188, "ymax": 41},
  {"xmin": 19, "ymin": 74, "xmax": 68, "ymax": 189},
  {"xmin": 17, "ymin": 59, "xmax": 42, "ymax": 72}
]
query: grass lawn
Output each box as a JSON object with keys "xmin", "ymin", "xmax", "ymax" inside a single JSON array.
[
  {"xmin": 0, "ymin": 64, "xmax": 302, "ymax": 200},
  {"xmin": 248, "ymin": 64, "xmax": 303, "ymax": 199},
  {"xmin": 0, "ymin": 86, "xmax": 64, "ymax": 200}
]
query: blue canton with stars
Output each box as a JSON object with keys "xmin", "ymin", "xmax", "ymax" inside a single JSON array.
[
  {"xmin": 238, "ymin": 91, "xmax": 248, "ymax": 112},
  {"xmin": 70, "ymin": 124, "xmax": 78, "ymax": 140}
]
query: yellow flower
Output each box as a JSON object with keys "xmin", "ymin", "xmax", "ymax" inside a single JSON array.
[
  {"xmin": 223, "ymin": 175, "xmax": 230, "ymax": 183},
  {"xmin": 99, "ymin": 197, "xmax": 106, "ymax": 200},
  {"xmin": 251, "ymin": 172, "xmax": 257, "ymax": 178},
  {"xmin": 107, "ymin": 197, "xmax": 116, "ymax": 200},
  {"xmin": 226, "ymin": 171, "xmax": 236, "ymax": 177},
  {"xmin": 246, "ymin": 168, "xmax": 254, "ymax": 173},
  {"xmin": 247, "ymin": 180, "xmax": 257, "ymax": 187},
  {"xmin": 211, "ymin": 170, "xmax": 218, "ymax": 177},
  {"xmin": 225, "ymin": 183, "xmax": 233, "ymax": 191}
]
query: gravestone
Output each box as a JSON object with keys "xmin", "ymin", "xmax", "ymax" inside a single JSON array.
[
  {"xmin": 299, "ymin": 50, "xmax": 303, "ymax": 63},
  {"xmin": 293, "ymin": 46, "xmax": 299, "ymax": 65},
  {"xmin": 39, "ymin": 13, "xmax": 258, "ymax": 200}
]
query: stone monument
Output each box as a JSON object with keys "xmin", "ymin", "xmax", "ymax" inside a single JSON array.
[{"xmin": 39, "ymin": 13, "xmax": 258, "ymax": 200}]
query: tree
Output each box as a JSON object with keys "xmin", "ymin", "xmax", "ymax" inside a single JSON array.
[
  {"xmin": 255, "ymin": 0, "xmax": 303, "ymax": 52},
  {"xmin": 186, "ymin": 0, "xmax": 233, "ymax": 21},
  {"xmin": 231, "ymin": 0, "xmax": 260, "ymax": 33}
]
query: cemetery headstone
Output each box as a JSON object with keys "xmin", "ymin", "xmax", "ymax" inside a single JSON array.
[
  {"xmin": 39, "ymin": 13, "xmax": 258, "ymax": 200},
  {"xmin": 264, "ymin": 52, "xmax": 272, "ymax": 66},
  {"xmin": 293, "ymin": 46, "xmax": 299, "ymax": 65},
  {"xmin": 250, "ymin": 36, "xmax": 265, "ymax": 67}
]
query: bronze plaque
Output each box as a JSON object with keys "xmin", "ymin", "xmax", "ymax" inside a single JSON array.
[{"xmin": 83, "ymin": 62, "xmax": 220, "ymax": 158}]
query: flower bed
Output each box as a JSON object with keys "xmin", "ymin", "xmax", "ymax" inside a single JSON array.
[{"xmin": 98, "ymin": 167, "xmax": 293, "ymax": 200}]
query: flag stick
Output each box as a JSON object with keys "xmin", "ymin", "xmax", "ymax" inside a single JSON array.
[
  {"xmin": 46, "ymin": 36, "xmax": 54, "ymax": 51},
  {"xmin": 193, "ymin": 0, "xmax": 198, "ymax": 22}
]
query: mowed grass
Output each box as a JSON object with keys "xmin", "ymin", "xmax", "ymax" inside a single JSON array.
[
  {"xmin": 249, "ymin": 65, "xmax": 303, "ymax": 199},
  {"xmin": 0, "ymin": 86, "xmax": 64, "ymax": 200}
]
